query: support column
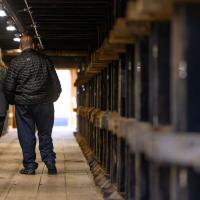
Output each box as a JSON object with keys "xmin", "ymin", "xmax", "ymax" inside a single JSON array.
[{"xmin": 171, "ymin": 3, "xmax": 200, "ymax": 200}]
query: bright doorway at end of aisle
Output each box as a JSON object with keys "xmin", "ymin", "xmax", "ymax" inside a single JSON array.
[{"xmin": 54, "ymin": 69, "xmax": 77, "ymax": 129}]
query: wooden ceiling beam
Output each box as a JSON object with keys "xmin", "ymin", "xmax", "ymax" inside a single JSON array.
[
  {"xmin": 30, "ymin": 0, "xmax": 109, "ymax": 4},
  {"xmin": 3, "ymin": 49, "xmax": 88, "ymax": 57}
]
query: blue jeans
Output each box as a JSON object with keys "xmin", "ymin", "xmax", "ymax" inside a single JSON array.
[{"xmin": 16, "ymin": 102, "xmax": 56, "ymax": 169}]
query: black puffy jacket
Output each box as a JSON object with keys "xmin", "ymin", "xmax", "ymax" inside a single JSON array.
[{"xmin": 4, "ymin": 48, "xmax": 62, "ymax": 105}]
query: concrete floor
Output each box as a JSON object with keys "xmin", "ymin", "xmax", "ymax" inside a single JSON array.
[{"xmin": 0, "ymin": 127, "xmax": 103, "ymax": 200}]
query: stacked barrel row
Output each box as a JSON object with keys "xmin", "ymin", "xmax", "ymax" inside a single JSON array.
[{"xmin": 75, "ymin": 1, "xmax": 200, "ymax": 200}]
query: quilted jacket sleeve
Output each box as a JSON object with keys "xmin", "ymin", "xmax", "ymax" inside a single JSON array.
[
  {"xmin": 47, "ymin": 57, "xmax": 62, "ymax": 102},
  {"xmin": 4, "ymin": 59, "xmax": 18, "ymax": 105}
]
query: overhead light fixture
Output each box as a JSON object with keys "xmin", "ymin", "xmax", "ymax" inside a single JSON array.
[
  {"xmin": 13, "ymin": 37, "xmax": 20, "ymax": 42},
  {"xmin": 13, "ymin": 33, "xmax": 21, "ymax": 42},
  {"xmin": 6, "ymin": 20, "xmax": 16, "ymax": 31},
  {"xmin": 0, "ymin": 10, "xmax": 6, "ymax": 17},
  {"xmin": 0, "ymin": 3, "xmax": 6, "ymax": 17},
  {"xmin": 7, "ymin": 25, "xmax": 16, "ymax": 31}
]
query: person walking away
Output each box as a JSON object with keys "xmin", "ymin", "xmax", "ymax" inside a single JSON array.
[
  {"xmin": 4, "ymin": 35, "xmax": 62, "ymax": 175},
  {"xmin": 0, "ymin": 49, "xmax": 8, "ymax": 136}
]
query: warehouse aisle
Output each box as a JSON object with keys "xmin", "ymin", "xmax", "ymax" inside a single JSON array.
[{"xmin": 0, "ymin": 128, "xmax": 103, "ymax": 200}]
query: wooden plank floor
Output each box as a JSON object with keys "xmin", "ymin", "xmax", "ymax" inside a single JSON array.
[{"xmin": 0, "ymin": 128, "xmax": 103, "ymax": 200}]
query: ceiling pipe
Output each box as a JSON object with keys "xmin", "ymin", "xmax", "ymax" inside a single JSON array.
[{"xmin": 23, "ymin": 0, "xmax": 44, "ymax": 49}]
